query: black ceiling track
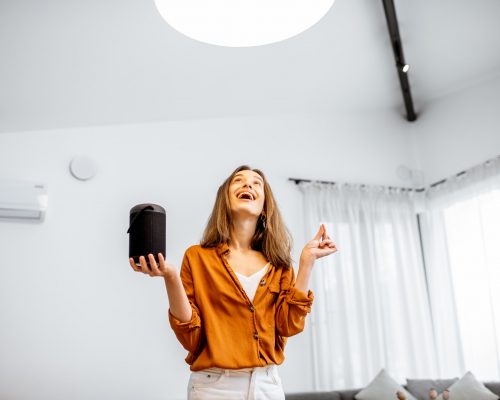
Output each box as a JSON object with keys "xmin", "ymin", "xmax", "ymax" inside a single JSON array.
[{"xmin": 382, "ymin": 0, "xmax": 417, "ymax": 122}]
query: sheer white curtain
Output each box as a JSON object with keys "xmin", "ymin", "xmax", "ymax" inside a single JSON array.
[
  {"xmin": 298, "ymin": 182, "xmax": 437, "ymax": 390},
  {"xmin": 419, "ymin": 156, "xmax": 500, "ymax": 380}
]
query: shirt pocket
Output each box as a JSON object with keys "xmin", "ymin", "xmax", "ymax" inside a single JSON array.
[
  {"xmin": 267, "ymin": 283, "xmax": 280, "ymax": 296},
  {"xmin": 266, "ymin": 283, "xmax": 281, "ymax": 308},
  {"xmin": 263, "ymin": 283, "xmax": 281, "ymax": 329}
]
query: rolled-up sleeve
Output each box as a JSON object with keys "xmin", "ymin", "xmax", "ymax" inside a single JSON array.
[
  {"xmin": 168, "ymin": 251, "xmax": 204, "ymax": 355},
  {"xmin": 275, "ymin": 267, "xmax": 314, "ymax": 337}
]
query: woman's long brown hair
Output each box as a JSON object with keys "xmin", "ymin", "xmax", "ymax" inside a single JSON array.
[{"xmin": 200, "ymin": 165, "xmax": 293, "ymax": 269}]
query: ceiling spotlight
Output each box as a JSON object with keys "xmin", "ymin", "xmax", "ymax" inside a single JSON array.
[
  {"xmin": 154, "ymin": 0, "xmax": 335, "ymax": 47},
  {"xmin": 401, "ymin": 64, "xmax": 410, "ymax": 73}
]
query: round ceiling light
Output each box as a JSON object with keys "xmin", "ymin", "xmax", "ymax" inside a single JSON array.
[{"xmin": 154, "ymin": 0, "xmax": 335, "ymax": 47}]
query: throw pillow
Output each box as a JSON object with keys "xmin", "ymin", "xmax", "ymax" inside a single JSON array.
[
  {"xmin": 436, "ymin": 371, "xmax": 499, "ymax": 400},
  {"xmin": 355, "ymin": 369, "xmax": 417, "ymax": 400},
  {"xmin": 405, "ymin": 378, "xmax": 458, "ymax": 400}
]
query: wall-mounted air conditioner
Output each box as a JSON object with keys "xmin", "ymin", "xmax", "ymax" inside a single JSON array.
[{"xmin": 0, "ymin": 179, "xmax": 48, "ymax": 222}]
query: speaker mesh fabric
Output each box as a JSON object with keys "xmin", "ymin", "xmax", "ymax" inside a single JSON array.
[{"xmin": 128, "ymin": 204, "xmax": 166, "ymax": 267}]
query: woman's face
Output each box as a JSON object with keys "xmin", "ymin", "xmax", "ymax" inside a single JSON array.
[{"xmin": 228, "ymin": 169, "xmax": 265, "ymax": 219}]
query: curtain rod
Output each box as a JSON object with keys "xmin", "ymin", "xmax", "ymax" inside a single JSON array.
[
  {"xmin": 287, "ymin": 177, "xmax": 425, "ymax": 192},
  {"xmin": 289, "ymin": 155, "xmax": 500, "ymax": 193}
]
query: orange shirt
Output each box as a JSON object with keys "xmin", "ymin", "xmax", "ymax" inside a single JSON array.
[{"xmin": 168, "ymin": 243, "xmax": 314, "ymax": 371}]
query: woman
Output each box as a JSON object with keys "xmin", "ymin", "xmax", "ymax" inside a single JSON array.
[{"xmin": 129, "ymin": 165, "xmax": 337, "ymax": 399}]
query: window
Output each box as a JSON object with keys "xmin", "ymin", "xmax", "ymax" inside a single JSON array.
[{"xmin": 443, "ymin": 189, "xmax": 500, "ymax": 379}]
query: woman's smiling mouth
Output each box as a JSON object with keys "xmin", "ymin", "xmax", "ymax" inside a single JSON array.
[{"xmin": 237, "ymin": 191, "xmax": 255, "ymax": 200}]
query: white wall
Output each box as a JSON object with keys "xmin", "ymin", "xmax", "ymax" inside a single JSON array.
[
  {"xmin": 0, "ymin": 110, "xmax": 420, "ymax": 400},
  {"xmin": 412, "ymin": 74, "xmax": 500, "ymax": 185}
]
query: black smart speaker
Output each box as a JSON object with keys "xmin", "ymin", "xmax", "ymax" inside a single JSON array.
[{"xmin": 127, "ymin": 203, "xmax": 166, "ymax": 267}]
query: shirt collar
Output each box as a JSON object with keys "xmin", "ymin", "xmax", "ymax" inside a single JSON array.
[{"xmin": 216, "ymin": 242, "xmax": 230, "ymax": 256}]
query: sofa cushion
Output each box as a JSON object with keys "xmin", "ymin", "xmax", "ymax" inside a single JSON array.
[
  {"xmin": 355, "ymin": 369, "xmax": 417, "ymax": 400},
  {"xmin": 405, "ymin": 378, "xmax": 458, "ymax": 400},
  {"xmin": 485, "ymin": 383, "xmax": 500, "ymax": 397},
  {"xmin": 285, "ymin": 380, "xmax": 500, "ymax": 400},
  {"xmin": 339, "ymin": 389, "xmax": 361, "ymax": 400},
  {"xmin": 436, "ymin": 372, "xmax": 499, "ymax": 400}
]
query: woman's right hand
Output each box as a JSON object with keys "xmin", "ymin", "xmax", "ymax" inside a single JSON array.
[{"xmin": 129, "ymin": 253, "xmax": 177, "ymax": 280}]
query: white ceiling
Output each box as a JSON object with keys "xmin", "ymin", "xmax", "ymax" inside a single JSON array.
[{"xmin": 1, "ymin": 0, "xmax": 499, "ymax": 133}]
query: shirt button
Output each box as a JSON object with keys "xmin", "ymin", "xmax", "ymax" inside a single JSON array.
[
  {"xmin": 253, "ymin": 333, "xmax": 259, "ymax": 340},
  {"xmin": 249, "ymin": 306, "xmax": 255, "ymax": 312}
]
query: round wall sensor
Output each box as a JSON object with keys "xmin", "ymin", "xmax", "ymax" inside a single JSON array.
[{"xmin": 69, "ymin": 156, "xmax": 97, "ymax": 181}]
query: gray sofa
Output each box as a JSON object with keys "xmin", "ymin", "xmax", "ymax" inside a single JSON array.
[{"xmin": 285, "ymin": 382, "xmax": 500, "ymax": 400}]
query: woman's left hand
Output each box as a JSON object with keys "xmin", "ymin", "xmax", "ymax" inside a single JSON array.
[{"xmin": 300, "ymin": 224, "xmax": 337, "ymax": 267}]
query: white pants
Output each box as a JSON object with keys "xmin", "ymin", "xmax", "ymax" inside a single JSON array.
[{"xmin": 187, "ymin": 365, "xmax": 285, "ymax": 400}]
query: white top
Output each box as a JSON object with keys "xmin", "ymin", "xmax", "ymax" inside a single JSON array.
[{"xmin": 234, "ymin": 262, "xmax": 270, "ymax": 302}]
